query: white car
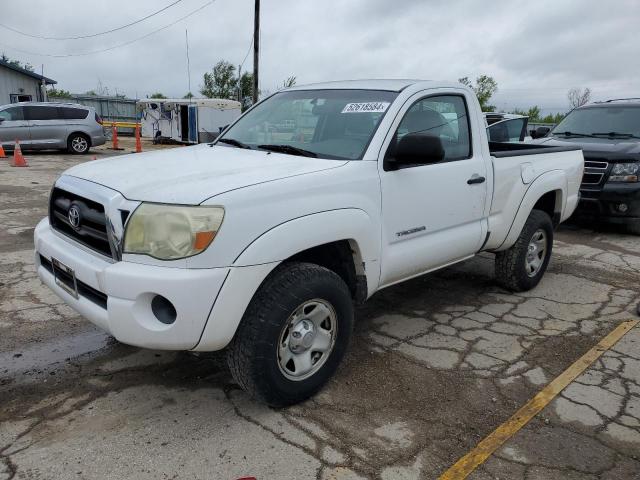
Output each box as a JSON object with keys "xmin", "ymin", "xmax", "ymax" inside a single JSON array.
[{"xmin": 35, "ymin": 80, "xmax": 584, "ymax": 405}]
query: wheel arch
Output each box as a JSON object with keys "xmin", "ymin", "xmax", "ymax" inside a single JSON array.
[
  {"xmin": 495, "ymin": 170, "xmax": 566, "ymax": 251},
  {"xmin": 67, "ymin": 131, "xmax": 92, "ymax": 148},
  {"xmin": 234, "ymin": 208, "xmax": 380, "ymax": 298}
]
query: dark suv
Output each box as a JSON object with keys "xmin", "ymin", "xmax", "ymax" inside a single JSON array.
[{"xmin": 531, "ymin": 99, "xmax": 640, "ymax": 234}]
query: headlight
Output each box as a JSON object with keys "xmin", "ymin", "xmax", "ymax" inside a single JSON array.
[
  {"xmin": 608, "ymin": 163, "xmax": 639, "ymax": 183},
  {"xmin": 123, "ymin": 203, "xmax": 224, "ymax": 260}
]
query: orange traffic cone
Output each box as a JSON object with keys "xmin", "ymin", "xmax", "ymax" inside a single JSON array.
[
  {"xmin": 0, "ymin": 143, "xmax": 6, "ymax": 159},
  {"xmin": 11, "ymin": 140, "xmax": 27, "ymax": 167},
  {"xmin": 135, "ymin": 125, "xmax": 142, "ymax": 153},
  {"xmin": 110, "ymin": 124, "xmax": 123, "ymax": 150}
]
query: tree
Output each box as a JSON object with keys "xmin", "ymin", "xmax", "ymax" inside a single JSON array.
[
  {"xmin": 1, "ymin": 53, "xmax": 33, "ymax": 72},
  {"xmin": 200, "ymin": 61, "xmax": 237, "ymax": 99},
  {"xmin": 568, "ymin": 87, "xmax": 591, "ymax": 109},
  {"xmin": 282, "ymin": 76, "xmax": 297, "ymax": 89},
  {"xmin": 459, "ymin": 75, "xmax": 498, "ymax": 111},
  {"xmin": 47, "ymin": 87, "xmax": 72, "ymax": 99},
  {"xmin": 183, "ymin": 92, "xmax": 194, "ymax": 99},
  {"xmin": 239, "ymin": 72, "xmax": 254, "ymax": 101},
  {"xmin": 150, "ymin": 92, "xmax": 167, "ymax": 99}
]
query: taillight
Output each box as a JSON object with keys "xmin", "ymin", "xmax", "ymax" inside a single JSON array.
[{"xmin": 95, "ymin": 113, "xmax": 103, "ymax": 125}]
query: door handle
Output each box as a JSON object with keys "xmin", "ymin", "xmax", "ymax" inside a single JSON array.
[{"xmin": 467, "ymin": 175, "xmax": 486, "ymax": 185}]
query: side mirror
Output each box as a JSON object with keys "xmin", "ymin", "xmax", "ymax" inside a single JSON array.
[
  {"xmin": 531, "ymin": 126, "xmax": 550, "ymax": 139},
  {"xmin": 387, "ymin": 133, "xmax": 445, "ymax": 170}
]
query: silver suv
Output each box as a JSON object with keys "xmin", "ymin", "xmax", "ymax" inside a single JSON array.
[{"xmin": 0, "ymin": 102, "xmax": 106, "ymax": 154}]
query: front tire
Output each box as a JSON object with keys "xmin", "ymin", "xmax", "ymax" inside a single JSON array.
[
  {"xmin": 495, "ymin": 209, "xmax": 554, "ymax": 292},
  {"xmin": 226, "ymin": 262, "xmax": 354, "ymax": 407},
  {"xmin": 68, "ymin": 133, "xmax": 90, "ymax": 154}
]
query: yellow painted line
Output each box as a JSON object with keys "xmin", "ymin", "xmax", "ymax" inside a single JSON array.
[{"xmin": 439, "ymin": 319, "xmax": 639, "ymax": 480}]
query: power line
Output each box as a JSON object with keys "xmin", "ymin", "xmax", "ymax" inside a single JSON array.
[
  {"xmin": 239, "ymin": 35, "xmax": 253, "ymax": 72},
  {"xmin": 0, "ymin": 0, "xmax": 184, "ymax": 40},
  {"xmin": 0, "ymin": 0, "xmax": 216, "ymax": 58}
]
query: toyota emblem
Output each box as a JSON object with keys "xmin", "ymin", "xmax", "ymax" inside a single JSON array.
[{"xmin": 68, "ymin": 205, "xmax": 81, "ymax": 229}]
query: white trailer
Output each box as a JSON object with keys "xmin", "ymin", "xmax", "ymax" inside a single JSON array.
[{"xmin": 138, "ymin": 98, "xmax": 241, "ymax": 144}]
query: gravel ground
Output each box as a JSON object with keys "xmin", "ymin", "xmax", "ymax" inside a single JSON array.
[{"xmin": 1, "ymin": 143, "xmax": 639, "ymax": 479}]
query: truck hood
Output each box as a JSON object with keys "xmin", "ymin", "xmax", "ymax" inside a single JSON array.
[
  {"xmin": 64, "ymin": 144, "xmax": 348, "ymax": 204},
  {"xmin": 532, "ymin": 136, "xmax": 640, "ymax": 157}
]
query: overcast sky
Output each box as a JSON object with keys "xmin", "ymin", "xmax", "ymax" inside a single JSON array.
[{"xmin": 1, "ymin": 0, "xmax": 638, "ymax": 113}]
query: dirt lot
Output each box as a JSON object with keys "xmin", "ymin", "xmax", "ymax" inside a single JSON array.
[{"xmin": 1, "ymin": 141, "xmax": 639, "ymax": 479}]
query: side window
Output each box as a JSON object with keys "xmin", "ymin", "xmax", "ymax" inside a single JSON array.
[
  {"xmin": 394, "ymin": 95, "xmax": 471, "ymax": 161},
  {"xmin": 488, "ymin": 118, "xmax": 527, "ymax": 142},
  {"xmin": 24, "ymin": 106, "xmax": 59, "ymax": 121},
  {"xmin": 60, "ymin": 107, "xmax": 89, "ymax": 120},
  {"xmin": 0, "ymin": 106, "xmax": 24, "ymax": 121}
]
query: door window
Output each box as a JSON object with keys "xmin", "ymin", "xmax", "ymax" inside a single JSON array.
[
  {"xmin": 488, "ymin": 118, "xmax": 527, "ymax": 142},
  {"xmin": 59, "ymin": 107, "xmax": 89, "ymax": 120},
  {"xmin": 0, "ymin": 106, "xmax": 24, "ymax": 121},
  {"xmin": 24, "ymin": 106, "xmax": 60, "ymax": 121},
  {"xmin": 392, "ymin": 95, "xmax": 472, "ymax": 161}
]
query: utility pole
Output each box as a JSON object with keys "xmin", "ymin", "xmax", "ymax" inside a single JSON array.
[
  {"xmin": 238, "ymin": 64, "xmax": 242, "ymax": 102},
  {"xmin": 185, "ymin": 29, "xmax": 192, "ymax": 100},
  {"xmin": 252, "ymin": 0, "xmax": 260, "ymax": 105}
]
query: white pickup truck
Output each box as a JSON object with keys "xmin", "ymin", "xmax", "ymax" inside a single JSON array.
[{"xmin": 35, "ymin": 80, "xmax": 583, "ymax": 406}]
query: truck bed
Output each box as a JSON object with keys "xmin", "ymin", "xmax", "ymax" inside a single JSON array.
[
  {"xmin": 489, "ymin": 141, "xmax": 582, "ymax": 157},
  {"xmin": 485, "ymin": 142, "xmax": 584, "ymax": 251}
]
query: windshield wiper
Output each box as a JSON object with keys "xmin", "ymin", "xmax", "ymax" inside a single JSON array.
[
  {"xmin": 216, "ymin": 138, "xmax": 251, "ymax": 149},
  {"xmin": 552, "ymin": 131, "xmax": 595, "ymax": 138},
  {"xmin": 257, "ymin": 144, "xmax": 318, "ymax": 158},
  {"xmin": 591, "ymin": 132, "xmax": 640, "ymax": 139}
]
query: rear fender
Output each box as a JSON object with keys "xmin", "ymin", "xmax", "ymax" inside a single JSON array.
[{"xmin": 496, "ymin": 170, "xmax": 566, "ymax": 251}]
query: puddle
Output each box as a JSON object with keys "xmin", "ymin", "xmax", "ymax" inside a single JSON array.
[{"xmin": 0, "ymin": 329, "xmax": 110, "ymax": 376}]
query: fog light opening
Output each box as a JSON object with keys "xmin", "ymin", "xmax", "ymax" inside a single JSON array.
[{"xmin": 151, "ymin": 295, "xmax": 177, "ymax": 325}]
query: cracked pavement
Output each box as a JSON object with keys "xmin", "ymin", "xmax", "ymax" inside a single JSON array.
[{"xmin": 1, "ymin": 144, "xmax": 639, "ymax": 479}]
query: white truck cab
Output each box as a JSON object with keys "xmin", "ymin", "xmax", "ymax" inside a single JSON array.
[{"xmin": 35, "ymin": 80, "xmax": 584, "ymax": 405}]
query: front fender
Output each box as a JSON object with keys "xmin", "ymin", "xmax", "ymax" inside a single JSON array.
[
  {"xmin": 496, "ymin": 170, "xmax": 566, "ymax": 251},
  {"xmin": 193, "ymin": 209, "xmax": 380, "ymax": 352},
  {"xmin": 234, "ymin": 208, "xmax": 380, "ymax": 290}
]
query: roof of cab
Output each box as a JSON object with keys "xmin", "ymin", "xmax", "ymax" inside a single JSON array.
[{"xmin": 286, "ymin": 79, "xmax": 431, "ymax": 92}]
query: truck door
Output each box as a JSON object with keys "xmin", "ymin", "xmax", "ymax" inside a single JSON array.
[
  {"xmin": 0, "ymin": 105, "xmax": 29, "ymax": 148},
  {"xmin": 379, "ymin": 92, "xmax": 487, "ymax": 286},
  {"xmin": 188, "ymin": 105, "xmax": 198, "ymax": 143}
]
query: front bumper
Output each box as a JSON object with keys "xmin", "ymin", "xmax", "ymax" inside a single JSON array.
[
  {"xmin": 576, "ymin": 182, "xmax": 640, "ymax": 225},
  {"xmin": 35, "ymin": 218, "xmax": 229, "ymax": 350}
]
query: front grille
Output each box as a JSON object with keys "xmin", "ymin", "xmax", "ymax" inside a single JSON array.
[
  {"xmin": 49, "ymin": 188, "xmax": 112, "ymax": 257},
  {"xmin": 581, "ymin": 159, "xmax": 609, "ymax": 188},
  {"xmin": 39, "ymin": 255, "xmax": 108, "ymax": 309}
]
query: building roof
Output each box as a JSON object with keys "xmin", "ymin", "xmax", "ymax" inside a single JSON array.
[{"xmin": 0, "ymin": 59, "xmax": 56, "ymax": 85}]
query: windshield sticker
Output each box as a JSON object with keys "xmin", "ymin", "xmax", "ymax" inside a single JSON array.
[{"xmin": 341, "ymin": 102, "xmax": 390, "ymax": 114}]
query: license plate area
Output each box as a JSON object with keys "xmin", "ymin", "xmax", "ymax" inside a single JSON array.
[{"xmin": 52, "ymin": 258, "xmax": 79, "ymax": 299}]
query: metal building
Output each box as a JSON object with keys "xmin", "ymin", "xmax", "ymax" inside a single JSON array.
[{"xmin": 0, "ymin": 59, "xmax": 56, "ymax": 105}]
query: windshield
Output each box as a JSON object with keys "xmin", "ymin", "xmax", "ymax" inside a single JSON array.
[
  {"xmin": 217, "ymin": 89, "xmax": 398, "ymax": 159},
  {"xmin": 552, "ymin": 106, "xmax": 640, "ymax": 137}
]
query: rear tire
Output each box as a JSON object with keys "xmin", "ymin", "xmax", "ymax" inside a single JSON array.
[
  {"xmin": 226, "ymin": 262, "xmax": 354, "ymax": 407},
  {"xmin": 495, "ymin": 209, "xmax": 553, "ymax": 292},
  {"xmin": 68, "ymin": 133, "xmax": 90, "ymax": 154}
]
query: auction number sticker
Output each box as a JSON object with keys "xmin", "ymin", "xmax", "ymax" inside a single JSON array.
[{"xmin": 341, "ymin": 102, "xmax": 390, "ymax": 113}]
